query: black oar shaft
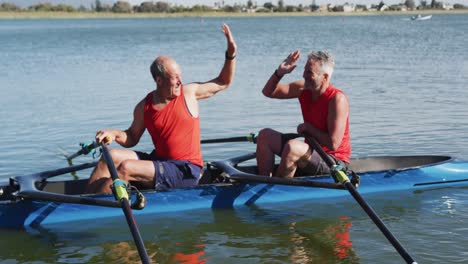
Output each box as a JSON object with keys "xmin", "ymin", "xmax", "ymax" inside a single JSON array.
[
  {"xmin": 201, "ymin": 136, "xmax": 249, "ymax": 144},
  {"xmin": 101, "ymin": 145, "xmax": 151, "ymax": 264},
  {"xmin": 201, "ymin": 133, "xmax": 258, "ymax": 144},
  {"xmin": 306, "ymin": 135, "xmax": 416, "ymax": 264},
  {"xmin": 343, "ymin": 181, "xmax": 415, "ymax": 263},
  {"xmin": 120, "ymin": 198, "xmax": 150, "ymax": 264}
]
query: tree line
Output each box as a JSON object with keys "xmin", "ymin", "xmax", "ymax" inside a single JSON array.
[{"xmin": 0, "ymin": 0, "xmax": 466, "ymax": 13}]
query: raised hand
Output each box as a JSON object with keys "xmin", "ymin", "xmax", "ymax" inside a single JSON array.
[
  {"xmin": 277, "ymin": 50, "xmax": 300, "ymax": 77},
  {"xmin": 222, "ymin": 23, "xmax": 237, "ymax": 58}
]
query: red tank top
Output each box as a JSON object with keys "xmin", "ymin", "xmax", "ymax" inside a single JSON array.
[
  {"xmin": 298, "ymin": 85, "xmax": 351, "ymax": 163},
  {"xmin": 143, "ymin": 88, "xmax": 203, "ymax": 167}
]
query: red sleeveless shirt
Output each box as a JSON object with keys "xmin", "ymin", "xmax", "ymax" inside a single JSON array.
[
  {"xmin": 298, "ymin": 85, "xmax": 351, "ymax": 163},
  {"xmin": 143, "ymin": 88, "xmax": 203, "ymax": 167}
]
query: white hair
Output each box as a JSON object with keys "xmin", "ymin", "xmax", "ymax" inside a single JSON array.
[{"xmin": 307, "ymin": 51, "xmax": 335, "ymax": 78}]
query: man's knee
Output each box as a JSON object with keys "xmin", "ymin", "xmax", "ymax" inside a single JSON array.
[
  {"xmin": 257, "ymin": 128, "xmax": 280, "ymax": 147},
  {"xmin": 117, "ymin": 160, "xmax": 133, "ymax": 180},
  {"xmin": 108, "ymin": 148, "xmax": 129, "ymax": 164},
  {"xmin": 282, "ymin": 139, "xmax": 306, "ymax": 157}
]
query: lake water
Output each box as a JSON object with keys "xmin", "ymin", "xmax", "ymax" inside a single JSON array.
[{"xmin": 0, "ymin": 14, "xmax": 468, "ymax": 263}]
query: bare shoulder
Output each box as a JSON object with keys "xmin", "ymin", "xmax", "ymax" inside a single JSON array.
[
  {"xmin": 134, "ymin": 96, "xmax": 147, "ymax": 113},
  {"xmin": 335, "ymin": 91, "xmax": 348, "ymax": 101},
  {"xmin": 287, "ymin": 80, "xmax": 306, "ymax": 98},
  {"xmin": 183, "ymin": 83, "xmax": 198, "ymax": 96},
  {"xmin": 330, "ymin": 91, "xmax": 349, "ymax": 110}
]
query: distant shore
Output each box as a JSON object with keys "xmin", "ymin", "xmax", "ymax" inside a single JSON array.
[{"xmin": 1, "ymin": 9, "xmax": 467, "ymax": 19}]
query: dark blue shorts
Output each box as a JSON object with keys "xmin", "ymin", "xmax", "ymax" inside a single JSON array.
[{"xmin": 136, "ymin": 150, "xmax": 202, "ymax": 191}]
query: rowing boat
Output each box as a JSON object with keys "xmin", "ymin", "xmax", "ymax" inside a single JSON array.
[
  {"xmin": 1, "ymin": 152, "xmax": 468, "ymax": 229},
  {"xmin": 411, "ymin": 14, "xmax": 432, "ymax": 21}
]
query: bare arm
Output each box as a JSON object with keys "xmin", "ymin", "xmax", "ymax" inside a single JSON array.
[
  {"xmin": 297, "ymin": 93, "xmax": 349, "ymax": 150},
  {"xmin": 262, "ymin": 50, "xmax": 304, "ymax": 99},
  {"xmin": 190, "ymin": 23, "xmax": 237, "ymax": 100},
  {"xmin": 95, "ymin": 99, "xmax": 146, "ymax": 148}
]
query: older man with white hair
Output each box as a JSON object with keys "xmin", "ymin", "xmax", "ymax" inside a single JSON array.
[{"xmin": 256, "ymin": 50, "xmax": 351, "ymax": 178}]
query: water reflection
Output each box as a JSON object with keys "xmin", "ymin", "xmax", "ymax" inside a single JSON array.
[{"xmin": 3, "ymin": 204, "xmax": 363, "ymax": 263}]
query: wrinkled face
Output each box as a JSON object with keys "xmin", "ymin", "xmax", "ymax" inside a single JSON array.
[
  {"xmin": 159, "ymin": 61, "xmax": 182, "ymax": 98},
  {"xmin": 303, "ymin": 59, "xmax": 326, "ymax": 90}
]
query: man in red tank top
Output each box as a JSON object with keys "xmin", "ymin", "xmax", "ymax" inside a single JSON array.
[
  {"xmin": 85, "ymin": 24, "xmax": 237, "ymax": 194},
  {"xmin": 256, "ymin": 50, "xmax": 351, "ymax": 178}
]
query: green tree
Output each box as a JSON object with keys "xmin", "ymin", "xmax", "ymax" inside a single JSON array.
[
  {"xmin": 405, "ymin": 0, "xmax": 416, "ymax": 9},
  {"xmin": 155, "ymin": 1, "xmax": 170, "ymax": 12},
  {"xmin": 137, "ymin": 2, "xmax": 155, "ymax": 12},
  {"xmin": 278, "ymin": 0, "xmax": 285, "ymax": 11},
  {"xmin": 0, "ymin": 2, "xmax": 21, "ymax": 11},
  {"xmin": 30, "ymin": 3, "xmax": 54, "ymax": 11},
  {"xmin": 112, "ymin": 1, "xmax": 132, "ymax": 13},
  {"xmin": 95, "ymin": 0, "xmax": 102, "ymax": 12},
  {"xmin": 54, "ymin": 4, "xmax": 75, "ymax": 12},
  {"xmin": 222, "ymin": 5, "xmax": 241, "ymax": 12},
  {"xmin": 192, "ymin": 4, "xmax": 212, "ymax": 12},
  {"xmin": 264, "ymin": 2, "xmax": 274, "ymax": 10}
]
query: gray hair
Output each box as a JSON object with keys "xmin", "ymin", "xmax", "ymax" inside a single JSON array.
[
  {"xmin": 307, "ymin": 51, "xmax": 335, "ymax": 77},
  {"xmin": 150, "ymin": 57, "xmax": 166, "ymax": 81}
]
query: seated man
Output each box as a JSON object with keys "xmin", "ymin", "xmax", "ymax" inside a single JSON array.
[
  {"xmin": 256, "ymin": 50, "xmax": 351, "ymax": 178},
  {"xmin": 86, "ymin": 23, "xmax": 237, "ymax": 193}
]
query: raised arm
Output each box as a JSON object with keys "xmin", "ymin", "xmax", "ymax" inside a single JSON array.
[
  {"xmin": 95, "ymin": 99, "xmax": 146, "ymax": 148},
  {"xmin": 262, "ymin": 50, "xmax": 304, "ymax": 99},
  {"xmin": 191, "ymin": 23, "xmax": 237, "ymax": 100}
]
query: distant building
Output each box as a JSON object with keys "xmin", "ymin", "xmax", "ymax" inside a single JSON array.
[
  {"xmin": 442, "ymin": 3, "xmax": 454, "ymax": 9},
  {"xmin": 379, "ymin": 4, "xmax": 389, "ymax": 11},
  {"xmin": 343, "ymin": 3, "xmax": 355, "ymax": 12},
  {"xmin": 319, "ymin": 4, "xmax": 328, "ymax": 12}
]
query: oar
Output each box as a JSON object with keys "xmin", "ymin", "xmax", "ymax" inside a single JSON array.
[
  {"xmin": 201, "ymin": 133, "xmax": 258, "ymax": 144},
  {"xmin": 66, "ymin": 133, "xmax": 256, "ymax": 164},
  {"xmin": 305, "ymin": 135, "xmax": 417, "ymax": 264},
  {"xmin": 201, "ymin": 132, "xmax": 301, "ymax": 144},
  {"xmin": 65, "ymin": 141, "xmax": 100, "ymax": 164},
  {"xmin": 100, "ymin": 142, "xmax": 151, "ymax": 264},
  {"xmin": 67, "ymin": 132, "xmax": 260, "ymax": 163}
]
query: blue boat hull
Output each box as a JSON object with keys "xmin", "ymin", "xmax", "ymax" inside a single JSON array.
[{"xmin": 1, "ymin": 154, "xmax": 468, "ymax": 228}]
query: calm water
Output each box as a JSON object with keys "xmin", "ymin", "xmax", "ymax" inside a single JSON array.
[{"xmin": 1, "ymin": 14, "xmax": 468, "ymax": 263}]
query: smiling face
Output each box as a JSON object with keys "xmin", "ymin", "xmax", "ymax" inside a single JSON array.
[
  {"xmin": 160, "ymin": 60, "xmax": 182, "ymax": 99},
  {"xmin": 303, "ymin": 59, "xmax": 327, "ymax": 90},
  {"xmin": 152, "ymin": 56, "xmax": 182, "ymax": 99}
]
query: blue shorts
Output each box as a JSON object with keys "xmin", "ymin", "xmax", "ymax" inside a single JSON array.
[{"xmin": 136, "ymin": 151, "xmax": 202, "ymax": 191}]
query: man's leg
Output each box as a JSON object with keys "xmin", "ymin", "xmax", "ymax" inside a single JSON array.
[
  {"xmin": 256, "ymin": 128, "xmax": 284, "ymax": 176},
  {"xmin": 85, "ymin": 148, "xmax": 142, "ymax": 194},
  {"xmin": 275, "ymin": 139, "xmax": 312, "ymax": 178}
]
